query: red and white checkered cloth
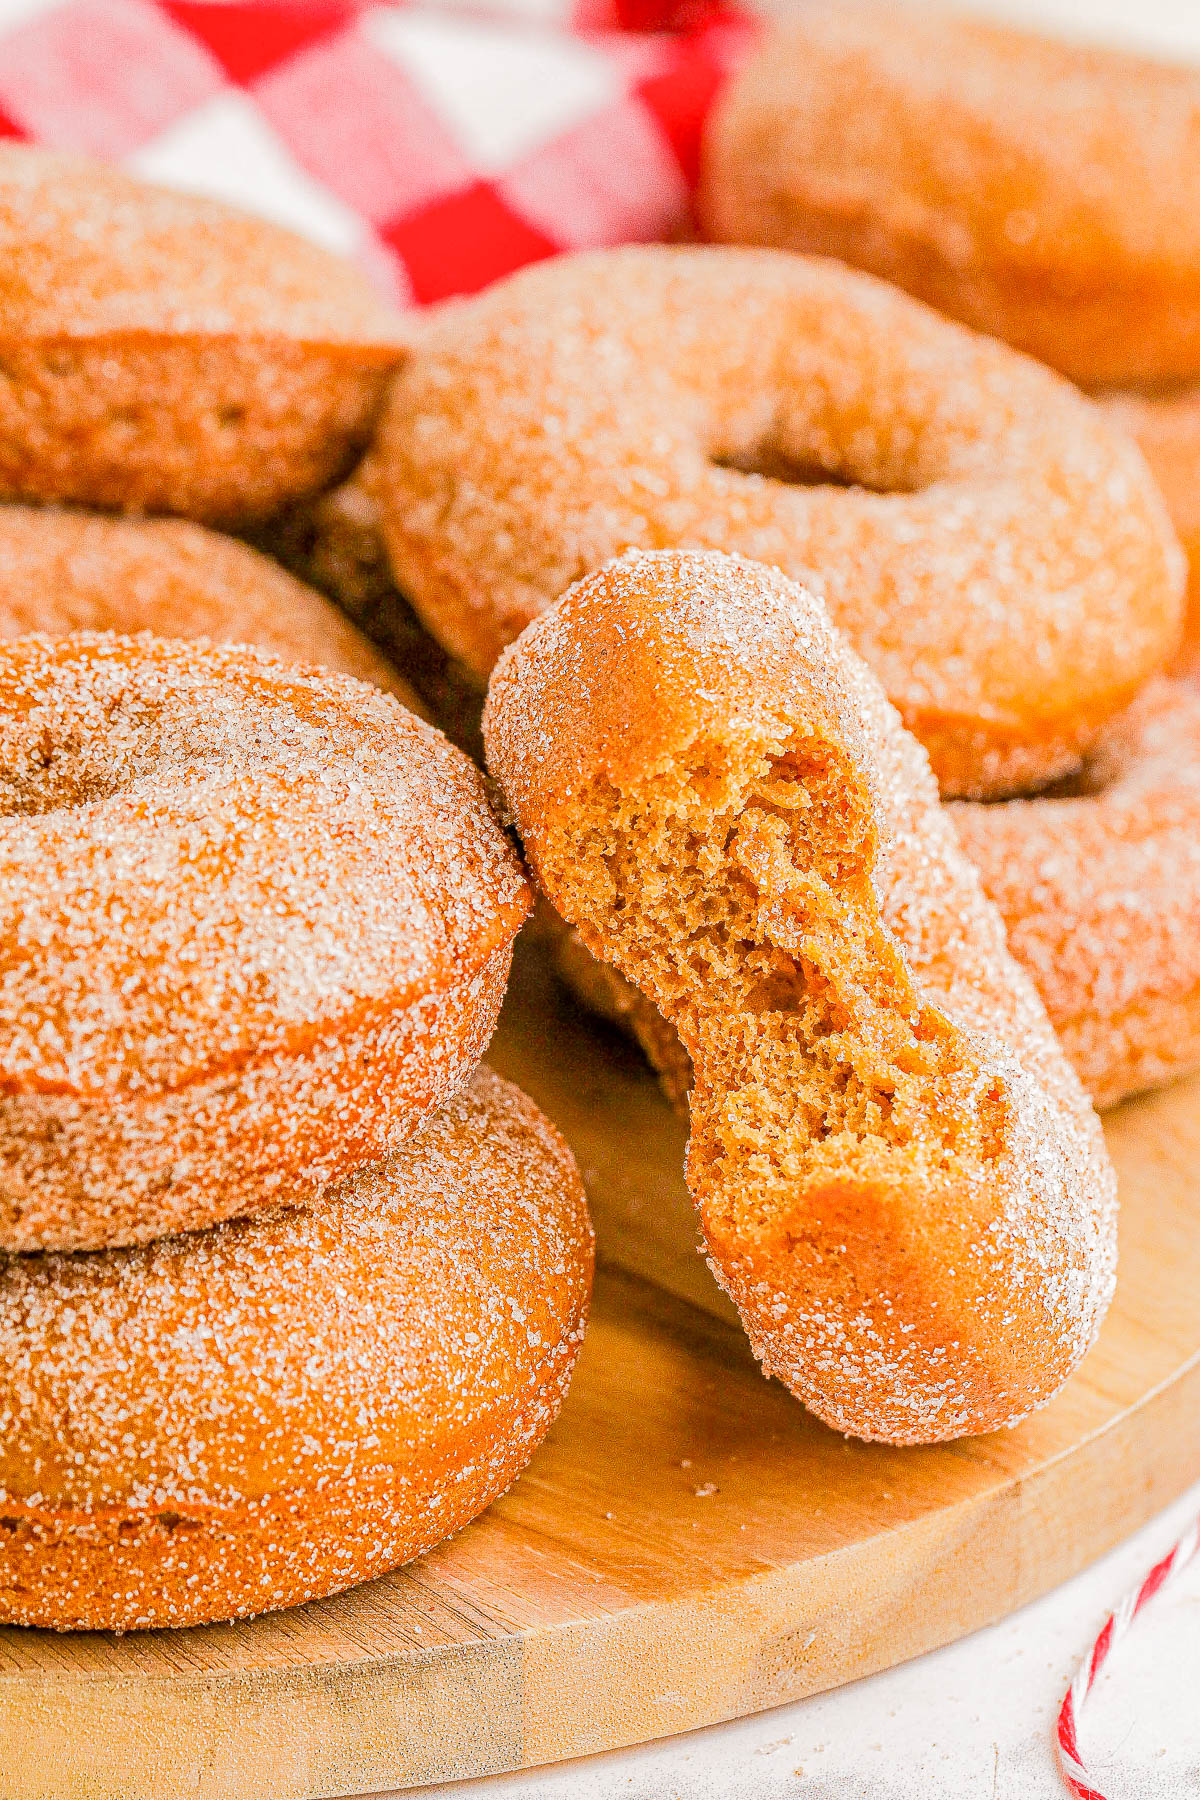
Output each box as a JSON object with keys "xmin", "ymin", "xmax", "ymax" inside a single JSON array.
[{"xmin": 0, "ymin": 0, "xmax": 755, "ymax": 307}]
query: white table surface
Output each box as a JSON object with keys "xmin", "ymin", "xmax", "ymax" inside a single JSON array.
[
  {"xmin": 387, "ymin": 1, "xmax": 1200, "ymax": 1796},
  {"xmin": 379, "ymin": 1482, "xmax": 1200, "ymax": 1800}
]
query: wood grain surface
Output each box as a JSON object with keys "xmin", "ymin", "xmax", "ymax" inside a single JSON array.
[{"xmin": 3, "ymin": 935, "xmax": 1199, "ymax": 1800}]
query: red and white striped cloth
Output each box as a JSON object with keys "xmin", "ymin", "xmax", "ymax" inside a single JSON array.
[
  {"xmin": 0, "ymin": 0, "xmax": 755, "ymax": 307},
  {"xmin": 1057, "ymin": 1512, "xmax": 1200, "ymax": 1799}
]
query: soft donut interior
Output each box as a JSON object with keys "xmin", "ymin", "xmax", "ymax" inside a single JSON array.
[{"xmin": 545, "ymin": 719, "xmax": 1004, "ymax": 1249}]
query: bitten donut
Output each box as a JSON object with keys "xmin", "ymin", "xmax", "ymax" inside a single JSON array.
[
  {"xmin": 953, "ymin": 678, "xmax": 1200, "ymax": 1110},
  {"xmin": 0, "ymin": 1066, "xmax": 593, "ymax": 1632},
  {"xmin": 0, "ymin": 634, "xmax": 530, "ymax": 1253},
  {"xmin": 377, "ymin": 244, "xmax": 1182, "ymax": 799},
  {"xmin": 0, "ymin": 147, "xmax": 406, "ymax": 524},
  {"xmin": 700, "ymin": 1, "xmax": 1200, "ymax": 389},
  {"xmin": 0, "ymin": 502, "xmax": 425, "ymax": 710},
  {"xmin": 486, "ymin": 550, "xmax": 1116, "ymax": 1445},
  {"xmin": 548, "ymin": 678, "xmax": 1200, "ymax": 1114}
]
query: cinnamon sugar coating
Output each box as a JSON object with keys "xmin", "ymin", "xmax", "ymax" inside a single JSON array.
[
  {"xmin": 0, "ymin": 147, "xmax": 407, "ymax": 524},
  {"xmin": 0, "ymin": 502, "xmax": 425, "ymax": 712},
  {"xmin": 953, "ymin": 678, "xmax": 1200, "ymax": 1110},
  {"xmin": 0, "ymin": 1066, "xmax": 593, "ymax": 1631},
  {"xmin": 1097, "ymin": 387, "xmax": 1200, "ymax": 678},
  {"xmin": 377, "ymin": 244, "xmax": 1182, "ymax": 799},
  {"xmin": 485, "ymin": 550, "xmax": 1116, "ymax": 1445},
  {"xmin": 700, "ymin": 1, "xmax": 1200, "ymax": 388},
  {"xmin": 0, "ymin": 633, "xmax": 530, "ymax": 1251}
]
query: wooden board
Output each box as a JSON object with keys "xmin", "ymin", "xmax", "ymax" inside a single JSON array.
[{"xmin": 4, "ymin": 934, "xmax": 1200, "ymax": 1800}]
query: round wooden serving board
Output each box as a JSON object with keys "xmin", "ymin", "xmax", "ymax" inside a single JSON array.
[{"xmin": 4, "ymin": 937, "xmax": 1200, "ymax": 1800}]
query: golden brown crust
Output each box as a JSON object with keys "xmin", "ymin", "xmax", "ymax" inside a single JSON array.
[
  {"xmin": 0, "ymin": 148, "xmax": 402, "ymax": 346},
  {"xmin": 1, "ymin": 944, "xmax": 513, "ymax": 1255},
  {"xmin": 549, "ymin": 679, "xmax": 1200, "ymax": 1114},
  {"xmin": 485, "ymin": 549, "xmax": 1116, "ymax": 1444},
  {"xmin": 953, "ymin": 678, "xmax": 1200, "ymax": 1110},
  {"xmin": 0, "ymin": 633, "xmax": 530, "ymax": 1250},
  {"xmin": 0, "ymin": 502, "xmax": 425, "ymax": 712},
  {"xmin": 0, "ymin": 147, "xmax": 407, "ymax": 524},
  {"xmin": 378, "ymin": 244, "xmax": 1183, "ymax": 799},
  {"xmin": 0, "ymin": 1067, "xmax": 593, "ymax": 1631},
  {"xmin": 700, "ymin": 1, "xmax": 1200, "ymax": 388},
  {"xmin": 1096, "ymin": 386, "xmax": 1200, "ymax": 677}
]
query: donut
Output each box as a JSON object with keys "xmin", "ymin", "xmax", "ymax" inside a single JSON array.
[
  {"xmin": 547, "ymin": 674, "xmax": 1200, "ymax": 1115},
  {"xmin": 485, "ymin": 550, "xmax": 1116, "ymax": 1445},
  {"xmin": 376, "ymin": 244, "xmax": 1183, "ymax": 800},
  {"xmin": 0, "ymin": 633, "xmax": 530, "ymax": 1253},
  {"xmin": 699, "ymin": 1, "xmax": 1200, "ymax": 390},
  {"xmin": 0, "ymin": 146, "xmax": 406, "ymax": 525},
  {"xmin": 0, "ymin": 1065, "xmax": 592, "ymax": 1632},
  {"xmin": 952, "ymin": 677, "xmax": 1200, "ymax": 1110},
  {"xmin": 0, "ymin": 501, "xmax": 425, "ymax": 711},
  {"xmin": 694, "ymin": 10, "xmax": 1200, "ymax": 697},
  {"xmin": 1094, "ymin": 389, "xmax": 1200, "ymax": 677}
]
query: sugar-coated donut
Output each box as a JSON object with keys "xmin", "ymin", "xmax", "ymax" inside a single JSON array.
[
  {"xmin": 486, "ymin": 550, "xmax": 1116, "ymax": 1445},
  {"xmin": 0, "ymin": 147, "xmax": 406, "ymax": 524},
  {"xmin": 700, "ymin": 1, "xmax": 1200, "ymax": 390},
  {"xmin": 0, "ymin": 1066, "xmax": 592, "ymax": 1632},
  {"xmin": 0, "ymin": 633, "xmax": 530, "ymax": 1253},
  {"xmin": 548, "ymin": 677, "xmax": 1200, "ymax": 1115},
  {"xmin": 377, "ymin": 244, "xmax": 1182, "ymax": 800},
  {"xmin": 1096, "ymin": 389, "xmax": 1200, "ymax": 677},
  {"xmin": 953, "ymin": 678, "xmax": 1200, "ymax": 1110},
  {"xmin": 0, "ymin": 502, "xmax": 425, "ymax": 711}
]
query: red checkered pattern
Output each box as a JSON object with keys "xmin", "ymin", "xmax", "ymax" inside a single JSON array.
[{"xmin": 0, "ymin": 0, "xmax": 755, "ymax": 307}]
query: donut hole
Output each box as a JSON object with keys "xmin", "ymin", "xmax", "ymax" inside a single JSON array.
[
  {"xmin": 0, "ymin": 727, "xmax": 130, "ymax": 817},
  {"xmin": 0, "ymin": 678, "xmax": 324, "ymax": 820},
  {"xmin": 711, "ymin": 444, "xmax": 860, "ymax": 489},
  {"xmin": 553, "ymin": 729, "xmax": 1004, "ymax": 1239},
  {"xmin": 709, "ymin": 421, "xmax": 928, "ymax": 496},
  {"xmin": 0, "ymin": 702, "xmax": 159, "ymax": 817}
]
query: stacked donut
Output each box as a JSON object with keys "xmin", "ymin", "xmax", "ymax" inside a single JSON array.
[
  {"xmin": 0, "ymin": 151, "xmax": 592, "ymax": 1633},
  {"xmin": 698, "ymin": 0, "xmax": 1200, "ymax": 1100}
]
